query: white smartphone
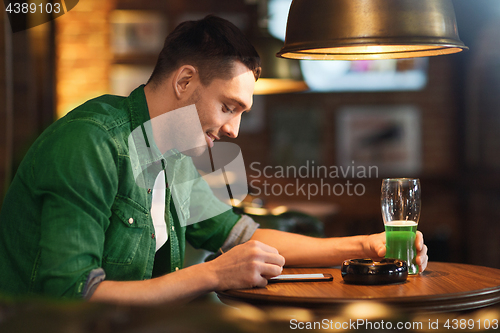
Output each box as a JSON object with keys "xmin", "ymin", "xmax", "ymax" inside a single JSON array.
[{"xmin": 269, "ymin": 273, "xmax": 333, "ymax": 282}]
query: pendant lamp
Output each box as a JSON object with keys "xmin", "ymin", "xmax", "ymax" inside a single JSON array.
[
  {"xmin": 249, "ymin": 0, "xmax": 308, "ymax": 94},
  {"xmin": 253, "ymin": 30, "xmax": 308, "ymax": 94},
  {"xmin": 277, "ymin": 0, "xmax": 468, "ymax": 60}
]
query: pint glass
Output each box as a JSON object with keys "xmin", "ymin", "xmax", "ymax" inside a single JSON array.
[{"xmin": 381, "ymin": 178, "xmax": 421, "ymax": 275}]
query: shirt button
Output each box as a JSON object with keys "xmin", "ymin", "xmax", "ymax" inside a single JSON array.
[
  {"xmin": 175, "ymin": 267, "xmax": 179, "ymax": 271},
  {"xmin": 147, "ymin": 189, "xmax": 151, "ymax": 194},
  {"xmin": 128, "ymin": 218, "xmax": 134, "ymax": 224},
  {"xmin": 151, "ymin": 233, "xmax": 155, "ymax": 239},
  {"xmin": 171, "ymin": 226, "xmax": 175, "ymax": 231}
]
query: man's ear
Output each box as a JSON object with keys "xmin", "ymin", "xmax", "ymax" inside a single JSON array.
[{"xmin": 172, "ymin": 65, "xmax": 198, "ymax": 99}]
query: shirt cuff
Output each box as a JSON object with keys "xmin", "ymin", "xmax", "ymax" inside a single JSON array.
[
  {"xmin": 220, "ymin": 215, "xmax": 259, "ymax": 252},
  {"xmin": 82, "ymin": 267, "xmax": 106, "ymax": 300}
]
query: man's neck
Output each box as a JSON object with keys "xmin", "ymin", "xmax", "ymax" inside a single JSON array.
[{"xmin": 144, "ymin": 82, "xmax": 181, "ymax": 120}]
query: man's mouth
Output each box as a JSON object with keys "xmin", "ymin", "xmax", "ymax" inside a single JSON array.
[{"xmin": 206, "ymin": 133, "xmax": 219, "ymax": 148}]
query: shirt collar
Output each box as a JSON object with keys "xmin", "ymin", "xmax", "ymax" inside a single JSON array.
[{"xmin": 127, "ymin": 85, "xmax": 151, "ymax": 136}]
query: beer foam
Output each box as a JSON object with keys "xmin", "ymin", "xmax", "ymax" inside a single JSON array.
[{"xmin": 385, "ymin": 220, "xmax": 418, "ymax": 226}]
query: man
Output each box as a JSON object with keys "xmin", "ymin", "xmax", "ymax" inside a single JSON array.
[{"xmin": 0, "ymin": 16, "xmax": 427, "ymax": 304}]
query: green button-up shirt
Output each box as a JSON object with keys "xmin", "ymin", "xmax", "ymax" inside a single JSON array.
[{"xmin": 0, "ymin": 86, "xmax": 244, "ymax": 299}]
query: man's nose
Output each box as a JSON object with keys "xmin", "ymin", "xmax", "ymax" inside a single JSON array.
[{"xmin": 220, "ymin": 115, "xmax": 241, "ymax": 139}]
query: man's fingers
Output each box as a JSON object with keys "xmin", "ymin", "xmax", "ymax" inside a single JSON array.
[
  {"xmin": 211, "ymin": 240, "xmax": 288, "ymax": 291},
  {"xmin": 415, "ymin": 231, "xmax": 424, "ymax": 251},
  {"xmin": 249, "ymin": 240, "xmax": 280, "ymax": 255},
  {"xmin": 261, "ymin": 252, "xmax": 286, "ymax": 267},
  {"xmin": 365, "ymin": 232, "xmax": 386, "ymax": 259},
  {"xmin": 416, "ymin": 243, "xmax": 428, "ymax": 272},
  {"xmin": 259, "ymin": 262, "xmax": 283, "ymax": 279},
  {"xmin": 377, "ymin": 245, "xmax": 386, "ymax": 258},
  {"xmin": 253, "ymin": 275, "xmax": 269, "ymax": 288},
  {"xmin": 244, "ymin": 240, "xmax": 285, "ymax": 267}
]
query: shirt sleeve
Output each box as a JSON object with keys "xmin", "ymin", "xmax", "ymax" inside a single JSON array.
[
  {"xmin": 219, "ymin": 215, "xmax": 259, "ymax": 251},
  {"xmin": 185, "ymin": 208, "xmax": 241, "ymax": 252},
  {"xmin": 202, "ymin": 215, "xmax": 260, "ymax": 261},
  {"xmin": 32, "ymin": 119, "xmax": 118, "ymax": 298},
  {"xmin": 181, "ymin": 150, "xmax": 261, "ymax": 252}
]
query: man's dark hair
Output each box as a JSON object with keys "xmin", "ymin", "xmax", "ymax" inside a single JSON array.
[{"xmin": 147, "ymin": 15, "xmax": 261, "ymax": 87}]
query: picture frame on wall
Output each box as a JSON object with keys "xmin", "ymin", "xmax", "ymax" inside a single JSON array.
[
  {"xmin": 270, "ymin": 106, "xmax": 323, "ymax": 167},
  {"xmin": 110, "ymin": 10, "xmax": 167, "ymax": 56},
  {"xmin": 336, "ymin": 105, "xmax": 422, "ymax": 177}
]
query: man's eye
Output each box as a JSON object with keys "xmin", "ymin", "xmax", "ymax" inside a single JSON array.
[{"xmin": 223, "ymin": 104, "xmax": 235, "ymax": 114}]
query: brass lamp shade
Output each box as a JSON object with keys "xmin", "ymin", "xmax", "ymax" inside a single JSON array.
[
  {"xmin": 253, "ymin": 31, "xmax": 308, "ymax": 94},
  {"xmin": 277, "ymin": 0, "xmax": 468, "ymax": 60}
]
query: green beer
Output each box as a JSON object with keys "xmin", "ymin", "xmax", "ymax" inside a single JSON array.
[{"xmin": 385, "ymin": 221, "xmax": 418, "ymax": 274}]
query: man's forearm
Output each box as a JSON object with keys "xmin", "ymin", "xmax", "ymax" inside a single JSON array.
[
  {"xmin": 89, "ymin": 261, "xmax": 218, "ymax": 305},
  {"xmin": 89, "ymin": 239, "xmax": 286, "ymax": 305},
  {"xmin": 250, "ymin": 228, "xmax": 378, "ymax": 267}
]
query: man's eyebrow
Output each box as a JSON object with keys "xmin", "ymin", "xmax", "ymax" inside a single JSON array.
[{"xmin": 228, "ymin": 97, "xmax": 250, "ymax": 111}]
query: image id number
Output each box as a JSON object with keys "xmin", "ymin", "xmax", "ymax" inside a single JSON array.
[
  {"xmin": 444, "ymin": 318, "xmax": 499, "ymax": 330},
  {"xmin": 6, "ymin": 2, "xmax": 61, "ymax": 14}
]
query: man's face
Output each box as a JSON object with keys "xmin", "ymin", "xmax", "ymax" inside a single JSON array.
[{"xmin": 191, "ymin": 61, "xmax": 255, "ymax": 149}]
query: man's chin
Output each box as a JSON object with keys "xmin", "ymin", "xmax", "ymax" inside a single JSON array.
[{"xmin": 182, "ymin": 145, "xmax": 208, "ymax": 157}]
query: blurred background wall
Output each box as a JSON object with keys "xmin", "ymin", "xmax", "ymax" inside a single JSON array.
[{"xmin": 1, "ymin": 0, "xmax": 499, "ymax": 267}]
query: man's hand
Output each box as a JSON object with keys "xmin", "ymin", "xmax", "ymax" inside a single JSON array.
[
  {"xmin": 363, "ymin": 231, "xmax": 428, "ymax": 272},
  {"xmin": 414, "ymin": 231, "xmax": 429, "ymax": 272},
  {"xmin": 206, "ymin": 240, "xmax": 285, "ymax": 291}
]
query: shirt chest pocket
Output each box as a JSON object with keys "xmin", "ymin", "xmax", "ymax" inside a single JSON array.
[{"xmin": 103, "ymin": 196, "xmax": 150, "ymax": 265}]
